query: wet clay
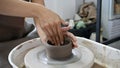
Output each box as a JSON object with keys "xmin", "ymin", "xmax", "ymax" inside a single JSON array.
[{"xmin": 45, "ymin": 38, "xmax": 72, "ymax": 60}]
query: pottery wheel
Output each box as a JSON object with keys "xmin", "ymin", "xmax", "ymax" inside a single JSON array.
[{"xmin": 24, "ymin": 44, "xmax": 94, "ymax": 68}]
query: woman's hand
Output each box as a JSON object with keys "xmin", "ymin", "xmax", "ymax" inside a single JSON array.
[
  {"xmin": 61, "ymin": 26, "xmax": 78, "ymax": 48},
  {"xmin": 35, "ymin": 17, "xmax": 78, "ymax": 48},
  {"xmin": 34, "ymin": 7, "xmax": 77, "ymax": 47},
  {"xmin": 35, "ymin": 9, "xmax": 68, "ymax": 45}
]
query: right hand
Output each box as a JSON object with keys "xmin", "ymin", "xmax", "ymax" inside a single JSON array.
[{"xmin": 35, "ymin": 9, "xmax": 67, "ymax": 45}]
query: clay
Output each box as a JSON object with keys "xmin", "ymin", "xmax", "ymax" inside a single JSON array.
[{"xmin": 45, "ymin": 38, "xmax": 73, "ymax": 60}]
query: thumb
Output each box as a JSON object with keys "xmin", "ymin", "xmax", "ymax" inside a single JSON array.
[
  {"xmin": 61, "ymin": 26, "xmax": 70, "ymax": 32},
  {"xmin": 61, "ymin": 20, "xmax": 69, "ymax": 26},
  {"xmin": 38, "ymin": 29, "xmax": 47, "ymax": 44},
  {"xmin": 64, "ymin": 32, "xmax": 78, "ymax": 48},
  {"xmin": 36, "ymin": 24, "xmax": 47, "ymax": 44},
  {"xmin": 34, "ymin": 18, "xmax": 48, "ymax": 44}
]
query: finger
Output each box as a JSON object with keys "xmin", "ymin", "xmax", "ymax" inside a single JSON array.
[
  {"xmin": 58, "ymin": 19, "xmax": 68, "ymax": 44},
  {"xmin": 64, "ymin": 32, "xmax": 78, "ymax": 48},
  {"xmin": 49, "ymin": 23, "xmax": 57, "ymax": 45},
  {"xmin": 61, "ymin": 20, "xmax": 69, "ymax": 26},
  {"xmin": 43, "ymin": 24, "xmax": 55, "ymax": 44},
  {"xmin": 47, "ymin": 22, "xmax": 59, "ymax": 45},
  {"xmin": 46, "ymin": 24, "xmax": 57, "ymax": 44},
  {"xmin": 58, "ymin": 17, "xmax": 68, "ymax": 26},
  {"xmin": 57, "ymin": 21, "xmax": 64, "ymax": 45},
  {"xmin": 72, "ymin": 41, "xmax": 78, "ymax": 48},
  {"xmin": 61, "ymin": 26, "xmax": 70, "ymax": 32},
  {"xmin": 65, "ymin": 32, "xmax": 77, "ymax": 42},
  {"xmin": 53, "ymin": 22, "xmax": 61, "ymax": 45},
  {"xmin": 35, "ymin": 23, "xmax": 47, "ymax": 44}
]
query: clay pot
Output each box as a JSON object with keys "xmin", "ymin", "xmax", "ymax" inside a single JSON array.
[{"xmin": 45, "ymin": 38, "xmax": 73, "ymax": 60}]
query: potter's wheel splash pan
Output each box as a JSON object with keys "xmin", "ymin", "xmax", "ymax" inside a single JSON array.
[
  {"xmin": 8, "ymin": 38, "xmax": 94, "ymax": 68},
  {"xmin": 24, "ymin": 43, "xmax": 94, "ymax": 68}
]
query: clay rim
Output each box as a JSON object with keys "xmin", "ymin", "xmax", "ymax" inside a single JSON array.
[{"xmin": 45, "ymin": 38, "xmax": 72, "ymax": 47}]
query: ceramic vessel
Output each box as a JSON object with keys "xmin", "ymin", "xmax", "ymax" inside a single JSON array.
[{"xmin": 45, "ymin": 38, "xmax": 72, "ymax": 60}]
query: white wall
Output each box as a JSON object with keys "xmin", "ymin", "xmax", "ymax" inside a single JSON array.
[
  {"xmin": 45, "ymin": 0, "xmax": 97, "ymax": 20},
  {"xmin": 85, "ymin": 0, "xmax": 97, "ymax": 6},
  {"xmin": 45, "ymin": 0, "xmax": 76, "ymax": 20},
  {"xmin": 26, "ymin": 0, "xmax": 83, "ymax": 24},
  {"xmin": 75, "ymin": 0, "xmax": 84, "ymax": 13},
  {"xmin": 26, "ymin": 0, "xmax": 96, "ymax": 24}
]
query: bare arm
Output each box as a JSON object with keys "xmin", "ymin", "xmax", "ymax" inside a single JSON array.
[
  {"xmin": 32, "ymin": 0, "xmax": 65, "ymax": 45},
  {"xmin": 0, "ymin": 0, "xmax": 46, "ymax": 17},
  {"xmin": 0, "ymin": 0, "xmax": 77, "ymax": 46}
]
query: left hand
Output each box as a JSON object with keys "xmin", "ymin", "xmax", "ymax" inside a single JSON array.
[
  {"xmin": 61, "ymin": 26, "xmax": 78, "ymax": 48},
  {"xmin": 35, "ymin": 18, "xmax": 77, "ymax": 48}
]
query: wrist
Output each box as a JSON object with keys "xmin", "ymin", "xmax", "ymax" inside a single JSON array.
[{"xmin": 32, "ymin": 3, "xmax": 47, "ymax": 18}]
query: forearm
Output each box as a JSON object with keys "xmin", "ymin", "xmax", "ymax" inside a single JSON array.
[
  {"xmin": 31, "ymin": 0, "xmax": 45, "ymax": 24},
  {"xmin": 0, "ymin": 0, "xmax": 46, "ymax": 17}
]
